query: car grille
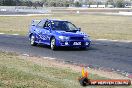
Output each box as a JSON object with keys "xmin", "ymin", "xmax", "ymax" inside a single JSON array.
[{"xmin": 70, "ymin": 37, "xmax": 84, "ymax": 40}]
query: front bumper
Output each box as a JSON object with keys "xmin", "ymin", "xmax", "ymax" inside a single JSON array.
[{"xmin": 56, "ymin": 39, "xmax": 91, "ymax": 47}]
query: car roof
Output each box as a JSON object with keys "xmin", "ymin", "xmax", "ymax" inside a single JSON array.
[
  {"xmin": 42, "ymin": 19, "xmax": 68, "ymax": 22},
  {"xmin": 50, "ymin": 19, "xmax": 67, "ymax": 22}
]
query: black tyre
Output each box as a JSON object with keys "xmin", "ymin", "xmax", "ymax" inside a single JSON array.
[
  {"xmin": 80, "ymin": 47, "xmax": 87, "ymax": 50},
  {"xmin": 50, "ymin": 37, "xmax": 56, "ymax": 50},
  {"xmin": 30, "ymin": 34, "xmax": 37, "ymax": 46}
]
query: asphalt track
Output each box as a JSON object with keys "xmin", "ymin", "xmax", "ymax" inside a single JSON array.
[{"xmin": 0, "ymin": 34, "xmax": 132, "ymax": 74}]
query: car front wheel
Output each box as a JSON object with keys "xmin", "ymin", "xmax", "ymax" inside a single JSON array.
[
  {"xmin": 30, "ymin": 35, "xmax": 37, "ymax": 46},
  {"xmin": 50, "ymin": 38, "xmax": 56, "ymax": 50}
]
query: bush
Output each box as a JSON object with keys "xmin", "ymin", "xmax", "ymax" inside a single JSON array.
[{"xmin": 74, "ymin": 1, "xmax": 82, "ymax": 7}]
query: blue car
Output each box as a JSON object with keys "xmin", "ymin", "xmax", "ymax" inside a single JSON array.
[{"xmin": 28, "ymin": 19, "xmax": 91, "ymax": 50}]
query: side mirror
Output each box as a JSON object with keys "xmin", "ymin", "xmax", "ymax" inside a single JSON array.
[
  {"xmin": 78, "ymin": 28, "xmax": 81, "ymax": 31},
  {"xmin": 32, "ymin": 24, "xmax": 35, "ymax": 26}
]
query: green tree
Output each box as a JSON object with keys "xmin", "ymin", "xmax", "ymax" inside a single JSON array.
[
  {"xmin": 88, "ymin": 0, "xmax": 96, "ymax": 5},
  {"xmin": 107, "ymin": 0, "xmax": 114, "ymax": 5},
  {"xmin": 49, "ymin": 1, "xmax": 57, "ymax": 7},
  {"xmin": 114, "ymin": 0, "xmax": 125, "ymax": 7},
  {"xmin": 3, "ymin": 0, "xmax": 12, "ymax": 6},
  {"xmin": 64, "ymin": 1, "xmax": 71, "ymax": 7},
  {"xmin": 74, "ymin": 1, "xmax": 82, "ymax": 7},
  {"xmin": 0, "ymin": 0, "xmax": 4, "ymax": 6},
  {"xmin": 2, "ymin": 0, "xmax": 18, "ymax": 6},
  {"xmin": 107, "ymin": 0, "xmax": 125, "ymax": 7}
]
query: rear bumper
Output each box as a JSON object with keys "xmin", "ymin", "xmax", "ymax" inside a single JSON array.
[{"xmin": 56, "ymin": 39, "xmax": 91, "ymax": 48}]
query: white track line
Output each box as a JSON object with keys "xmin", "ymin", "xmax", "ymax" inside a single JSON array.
[
  {"xmin": 43, "ymin": 57, "xmax": 56, "ymax": 60},
  {"xmin": 22, "ymin": 53, "xmax": 30, "ymax": 57},
  {"xmin": 12, "ymin": 34, "xmax": 19, "ymax": 35},
  {"xmin": 96, "ymin": 39, "xmax": 132, "ymax": 43},
  {"xmin": 0, "ymin": 33, "xmax": 19, "ymax": 36},
  {"xmin": 0, "ymin": 33, "xmax": 5, "ymax": 34}
]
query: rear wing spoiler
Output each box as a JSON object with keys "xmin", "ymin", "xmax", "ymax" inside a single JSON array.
[{"xmin": 31, "ymin": 20, "xmax": 40, "ymax": 26}]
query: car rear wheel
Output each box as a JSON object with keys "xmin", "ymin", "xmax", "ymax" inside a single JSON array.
[
  {"xmin": 50, "ymin": 38, "xmax": 56, "ymax": 50},
  {"xmin": 30, "ymin": 35, "xmax": 37, "ymax": 46}
]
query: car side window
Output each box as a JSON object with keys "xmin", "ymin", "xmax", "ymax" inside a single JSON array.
[
  {"xmin": 44, "ymin": 21, "xmax": 50, "ymax": 28},
  {"xmin": 37, "ymin": 21, "xmax": 45, "ymax": 28}
]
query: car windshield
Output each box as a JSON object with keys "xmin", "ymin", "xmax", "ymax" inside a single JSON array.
[
  {"xmin": 51, "ymin": 21, "xmax": 77, "ymax": 31},
  {"xmin": 32, "ymin": 20, "xmax": 40, "ymax": 26}
]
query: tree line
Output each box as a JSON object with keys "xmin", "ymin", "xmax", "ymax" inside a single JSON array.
[{"xmin": 0, "ymin": 0, "xmax": 131, "ymax": 8}]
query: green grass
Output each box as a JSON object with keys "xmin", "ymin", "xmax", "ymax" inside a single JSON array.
[
  {"xmin": 0, "ymin": 52, "xmax": 78, "ymax": 88},
  {"xmin": 0, "ymin": 51, "xmax": 104, "ymax": 88},
  {"xmin": 0, "ymin": 14, "xmax": 132, "ymax": 40},
  {"xmin": 0, "ymin": 51, "xmax": 131, "ymax": 88}
]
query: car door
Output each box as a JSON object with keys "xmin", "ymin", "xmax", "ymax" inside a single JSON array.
[
  {"xmin": 42, "ymin": 21, "xmax": 51, "ymax": 44},
  {"xmin": 36, "ymin": 20, "xmax": 47, "ymax": 43}
]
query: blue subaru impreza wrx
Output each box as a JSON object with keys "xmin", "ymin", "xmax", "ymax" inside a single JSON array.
[{"xmin": 29, "ymin": 19, "xmax": 91, "ymax": 50}]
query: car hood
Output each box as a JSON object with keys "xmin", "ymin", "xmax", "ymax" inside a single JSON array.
[{"xmin": 54, "ymin": 30, "xmax": 87, "ymax": 37}]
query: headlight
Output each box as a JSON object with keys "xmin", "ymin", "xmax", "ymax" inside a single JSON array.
[{"xmin": 59, "ymin": 36, "xmax": 69, "ymax": 40}]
